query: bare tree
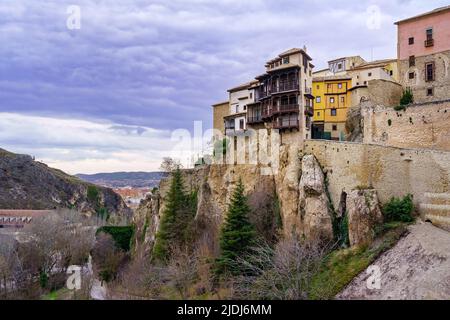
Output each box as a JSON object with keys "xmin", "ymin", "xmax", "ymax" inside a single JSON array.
[
  {"xmin": 92, "ymin": 233, "xmax": 125, "ymax": 285},
  {"xmin": 166, "ymin": 246, "xmax": 198, "ymax": 299},
  {"xmin": 160, "ymin": 157, "xmax": 183, "ymax": 172},
  {"xmin": 232, "ymin": 237, "xmax": 332, "ymax": 300}
]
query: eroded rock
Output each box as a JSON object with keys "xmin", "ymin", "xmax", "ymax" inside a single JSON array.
[
  {"xmin": 298, "ymin": 155, "xmax": 334, "ymax": 242},
  {"xmin": 347, "ymin": 189, "xmax": 383, "ymax": 246}
]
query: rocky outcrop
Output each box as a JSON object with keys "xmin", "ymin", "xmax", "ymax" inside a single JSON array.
[
  {"xmin": 345, "ymin": 105, "xmax": 363, "ymax": 142},
  {"xmin": 0, "ymin": 148, "xmax": 130, "ymax": 217},
  {"xmin": 132, "ymin": 192, "xmax": 160, "ymax": 257},
  {"xmin": 298, "ymin": 155, "xmax": 334, "ymax": 242},
  {"xmin": 133, "ymin": 150, "xmax": 337, "ymax": 256},
  {"xmin": 347, "ymin": 189, "xmax": 383, "ymax": 246},
  {"xmin": 338, "ymin": 222, "xmax": 450, "ymax": 300}
]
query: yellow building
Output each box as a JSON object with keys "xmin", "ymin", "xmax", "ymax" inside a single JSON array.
[{"xmin": 312, "ymin": 76, "xmax": 352, "ymax": 140}]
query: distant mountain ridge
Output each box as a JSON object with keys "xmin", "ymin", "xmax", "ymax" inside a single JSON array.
[
  {"xmin": 76, "ymin": 171, "xmax": 168, "ymax": 188},
  {"xmin": 0, "ymin": 148, "xmax": 130, "ymax": 216}
]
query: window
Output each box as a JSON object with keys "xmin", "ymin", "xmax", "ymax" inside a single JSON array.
[
  {"xmin": 409, "ymin": 55, "xmax": 415, "ymax": 67},
  {"xmin": 425, "ymin": 62, "xmax": 434, "ymax": 82},
  {"xmin": 327, "ymin": 84, "xmax": 332, "ymax": 91},
  {"xmin": 426, "ymin": 28, "xmax": 433, "ymax": 40},
  {"xmin": 316, "ymin": 96, "xmax": 321, "ymax": 103},
  {"xmin": 317, "ymin": 111, "xmax": 321, "ymax": 116},
  {"xmin": 338, "ymin": 83, "xmax": 342, "ymax": 89},
  {"xmin": 337, "ymin": 63, "xmax": 342, "ymax": 70},
  {"xmin": 408, "ymin": 37, "xmax": 414, "ymax": 45},
  {"xmin": 341, "ymin": 96, "xmax": 345, "ymax": 103},
  {"xmin": 330, "ymin": 97, "xmax": 335, "ymax": 103},
  {"xmin": 368, "ymin": 72, "xmax": 372, "ymax": 77},
  {"xmin": 239, "ymin": 119, "xmax": 244, "ymax": 129},
  {"xmin": 409, "ymin": 72, "xmax": 415, "ymax": 79},
  {"xmin": 427, "ymin": 88, "xmax": 434, "ymax": 96},
  {"xmin": 283, "ymin": 57, "xmax": 289, "ymax": 64},
  {"xmin": 356, "ymin": 82, "xmax": 359, "ymax": 85},
  {"xmin": 331, "ymin": 109, "xmax": 337, "ymax": 116},
  {"xmin": 390, "ymin": 70, "xmax": 393, "ymax": 76},
  {"xmin": 243, "ymin": 105, "xmax": 247, "ymax": 111},
  {"xmin": 363, "ymin": 81, "xmax": 367, "ymax": 85},
  {"xmin": 332, "ymin": 124, "xmax": 337, "ymax": 131},
  {"xmin": 316, "ymin": 84, "xmax": 320, "ymax": 89},
  {"xmin": 249, "ymin": 92, "xmax": 253, "ymax": 99},
  {"xmin": 235, "ymin": 105, "xmax": 239, "ymax": 113}
]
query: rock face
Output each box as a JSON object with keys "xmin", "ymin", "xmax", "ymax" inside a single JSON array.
[
  {"xmin": 0, "ymin": 148, "xmax": 130, "ymax": 217},
  {"xmin": 345, "ymin": 105, "xmax": 363, "ymax": 142},
  {"xmin": 338, "ymin": 222, "xmax": 450, "ymax": 300},
  {"xmin": 347, "ymin": 189, "xmax": 383, "ymax": 246},
  {"xmin": 132, "ymin": 192, "xmax": 160, "ymax": 257},
  {"xmin": 298, "ymin": 155, "xmax": 334, "ymax": 242},
  {"xmin": 133, "ymin": 151, "xmax": 336, "ymax": 256}
]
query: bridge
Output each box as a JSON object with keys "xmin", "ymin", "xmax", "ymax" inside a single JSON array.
[{"xmin": 0, "ymin": 210, "xmax": 54, "ymax": 229}]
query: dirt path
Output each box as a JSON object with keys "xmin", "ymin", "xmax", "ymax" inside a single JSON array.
[{"xmin": 338, "ymin": 222, "xmax": 450, "ymax": 300}]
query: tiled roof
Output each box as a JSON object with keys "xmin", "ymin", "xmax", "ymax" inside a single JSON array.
[
  {"xmin": 395, "ymin": 5, "xmax": 450, "ymax": 24},
  {"xmin": 227, "ymin": 80, "xmax": 259, "ymax": 92}
]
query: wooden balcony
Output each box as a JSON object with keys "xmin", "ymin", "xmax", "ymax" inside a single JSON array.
[
  {"xmin": 304, "ymin": 105, "xmax": 314, "ymax": 116},
  {"xmin": 303, "ymin": 87, "xmax": 314, "ymax": 99},
  {"xmin": 272, "ymin": 81, "xmax": 299, "ymax": 94},
  {"xmin": 247, "ymin": 116, "xmax": 263, "ymax": 124},
  {"xmin": 272, "ymin": 104, "xmax": 299, "ymax": 115},
  {"xmin": 272, "ymin": 118, "xmax": 299, "ymax": 129},
  {"xmin": 424, "ymin": 39, "xmax": 434, "ymax": 47}
]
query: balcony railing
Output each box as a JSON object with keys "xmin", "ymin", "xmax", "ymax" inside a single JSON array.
[
  {"xmin": 304, "ymin": 106, "xmax": 314, "ymax": 116},
  {"xmin": 272, "ymin": 104, "xmax": 299, "ymax": 114},
  {"xmin": 273, "ymin": 118, "xmax": 299, "ymax": 129},
  {"xmin": 247, "ymin": 116, "xmax": 263, "ymax": 124},
  {"xmin": 272, "ymin": 80, "xmax": 299, "ymax": 94},
  {"xmin": 424, "ymin": 39, "xmax": 434, "ymax": 47}
]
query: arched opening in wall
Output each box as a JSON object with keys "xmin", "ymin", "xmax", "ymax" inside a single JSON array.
[{"xmin": 425, "ymin": 219, "xmax": 433, "ymax": 224}]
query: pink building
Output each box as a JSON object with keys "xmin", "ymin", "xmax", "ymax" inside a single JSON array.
[{"xmin": 395, "ymin": 6, "xmax": 450, "ymax": 102}]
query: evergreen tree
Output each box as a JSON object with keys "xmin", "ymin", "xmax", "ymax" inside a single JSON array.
[
  {"xmin": 153, "ymin": 168, "xmax": 190, "ymax": 261},
  {"xmin": 216, "ymin": 179, "xmax": 256, "ymax": 275}
]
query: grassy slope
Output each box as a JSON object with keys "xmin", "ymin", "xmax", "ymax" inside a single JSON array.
[{"xmin": 309, "ymin": 222, "xmax": 409, "ymax": 299}]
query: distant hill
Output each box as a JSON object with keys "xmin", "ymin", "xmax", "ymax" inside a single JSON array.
[
  {"xmin": 76, "ymin": 171, "xmax": 168, "ymax": 188},
  {"xmin": 0, "ymin": 148, "xmax": 130, "ymax": 216}
]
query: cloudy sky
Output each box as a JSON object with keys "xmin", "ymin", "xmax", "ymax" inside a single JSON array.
[{"xmin": 0, "ymin": 0, "xmax": 448, "ymax": 173}]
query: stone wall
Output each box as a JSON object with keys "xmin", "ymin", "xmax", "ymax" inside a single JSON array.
[
  {"xmin": 350, "ymin": 79, "xmax": 403, "ymax": 108},
  {"xmin": 398, "ymin": 51, "xmax": 450, "ymax": 103},
  {"xmin": 362, "ymin": 99, "xmax": 450, "ymax": 151},
  {"xmin": 304, "ymin": 140, "xmax": 450, "ymax": 215}
]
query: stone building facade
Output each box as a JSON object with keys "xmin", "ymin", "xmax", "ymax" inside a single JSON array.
[{"xmin": 396, "ymin": 6, "xmax": 450, "ymax": 103}]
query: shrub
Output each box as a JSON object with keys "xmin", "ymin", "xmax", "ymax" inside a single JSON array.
[
  {"xmin": 87, "ymin": 185, "xmax": 99, "ymax": 203},
  {"xmin": 96, "ymin": 226, "xmax": 135, "ymax": 251},
  {"xmin": 382, "ymin": 194, "xmax": 414, "ymax": 223},
  {"xmin": 399, "ymin": 88, "xmax": 413, "ymax": 106}
]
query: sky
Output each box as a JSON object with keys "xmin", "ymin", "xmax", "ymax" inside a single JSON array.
[{"xmin": 0, "ymin": 0, "xmax": 448, "ymax": 174}]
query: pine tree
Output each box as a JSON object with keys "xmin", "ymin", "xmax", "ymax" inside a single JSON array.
[
  {"xmin": 153, "ymin": 168, "xmax": 188, "ymax": 261},
  {"xmin": 216, "ymin": 179, "xmax": 256, "ymax": 275}
]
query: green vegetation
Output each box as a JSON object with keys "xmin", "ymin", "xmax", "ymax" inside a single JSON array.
[
  {"xmin": 383, "ymin": 194, "xmax": 414, "ymax": 223},
  {"xmin": 215, "ymin": 179, "xmax": 256, "ymax": 275},
  {"xmin": 87, "ymin": 185, "xmax": 99, "ymax": 202},
  {"xmin": 153, "ymin": 168, "xmax": 198, "ymax": 261},
  {"xmin": 395, "ymin": 88, "xmax": 414, "ymax": 111},
  {"xmin": 97, "ymin": 226, "xmax": 135, "ymax": 251},
  {"xmin": 309, "ymin": 223, "xmax": 407, "ymax": 299}
]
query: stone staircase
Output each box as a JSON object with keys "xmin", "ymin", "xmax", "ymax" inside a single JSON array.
[{"xmin": 420, "ymin": 193, "xmax": 450, "ymax": 231}]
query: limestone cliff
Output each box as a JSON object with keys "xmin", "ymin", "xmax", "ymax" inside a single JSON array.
[{"xmin": 133, "ymin": 150, "xmax": 336, "ymax": 256}]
